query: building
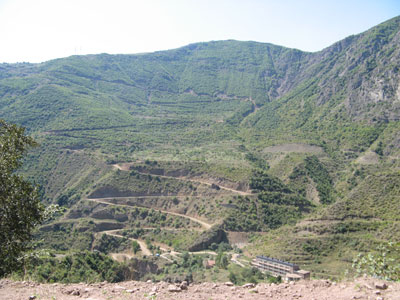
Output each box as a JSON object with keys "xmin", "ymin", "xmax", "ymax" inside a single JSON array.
[
  {"xmin": 204, "ymin": 259, "xmax": 216, "ymax": 269},
  {"xmin": 296, "ymin": 269, "xmax": 311, "ymax": 280},
  {"xmin": 251, "ymin": 256, "xmax": 298, "ymax": 277},
  {"xmin": 251, "ymin": 256, "xmax": 310, "ymax": 281}
]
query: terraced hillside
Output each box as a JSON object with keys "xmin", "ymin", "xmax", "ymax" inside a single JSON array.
[{"xmin": 2, "ymin": 16, "xmax": 400, "ymax": 278}]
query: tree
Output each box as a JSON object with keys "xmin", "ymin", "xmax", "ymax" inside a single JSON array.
[
  {"xmin": 182, "ymin": 251, "xmax": 190, "ymax": 268},
  {"xmin": 228, "ymin": 271, "xmax": 237, "ymax": 284},
  {"xmin": 132, "ymin": 240, "xmax": 141, "ymax": 254},
  {"xmin": 216, "ymin": 251, "xmax": 229, "ymax": 269},
  {"xmin": 0, "ymin": 120, "xmax": 44, "ymax": 277}
]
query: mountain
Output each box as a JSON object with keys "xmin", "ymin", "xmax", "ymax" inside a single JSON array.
[{"xmin": 1, "ymin": 16, "xmax": 400, "ymax": 280}]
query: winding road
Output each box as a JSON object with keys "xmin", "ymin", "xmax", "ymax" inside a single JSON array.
[
  {"xmin": 86, "ymin": 197, "xmax": 213, "ymax": 230},
  {"xmin": 102, "ymin": 229, "xmax": 152, "ymax": 256},
  {"xmin": 86, "ymin": 163, "xmax": 248, "ymax": 264},
  {"xmin": 113, "ymin": 164, "xmax": 251, "ymax": 196},
  {"xmin": 99, "ymin": 229, "xmax": 217, "ymax": 262}
]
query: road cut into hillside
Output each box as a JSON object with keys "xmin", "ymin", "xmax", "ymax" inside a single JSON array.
[
  {"xmin": 112, "ymin": 163, "xmax": 252, "ymax": 196},
  {"xmin": 100, "ymin": 229, "xmax": 152, "ymax": 256},
  {"xmin": 86, "ymin": 197, "xmax": 213, "ymax": 229}
]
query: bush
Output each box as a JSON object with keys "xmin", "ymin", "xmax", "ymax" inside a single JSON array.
[
  {"xmin": 352, "ymin": 242, "xmax": 400, "ymax": 281},
  {"xmin": 16, "ymin": 251, "xmax": 127, "ymax": 283},
  {"xmin": 132, "ymin": 241, "xmax": 141, "ymax": 254}
]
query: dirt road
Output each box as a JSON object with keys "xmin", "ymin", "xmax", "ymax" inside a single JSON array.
[
  {"xmin": 86, "ymin": 197, "xmax": 213, "ymax": 229},
  {"xmin": 113, "ymin": 164, "xmax": 251, "ymax": 196},
  {"xmin": 100, "ymin": 229, "xmax": 152, "ymax": 256}
]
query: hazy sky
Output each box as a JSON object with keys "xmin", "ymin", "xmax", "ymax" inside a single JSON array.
[{"xmin": 0, "ymin": 0, "xmax": 399, "ymax": 63}]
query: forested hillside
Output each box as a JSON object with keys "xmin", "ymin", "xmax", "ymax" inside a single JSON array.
[{"xmin": 1, "ymin": 16, "xmax": 399, "ymax": 280}]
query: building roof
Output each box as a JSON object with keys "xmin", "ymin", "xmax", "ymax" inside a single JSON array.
[
  {"xmin": 256, "ymin": 255, "xmax": 297, "ymax": 268},
  {"xmin": 296, "ymin": 270, "xmax": 310, "ymax": 274},
  {"xmin": 207, "ymin": 260, "xmax": 216, "ymax": 266},
  {"xmin": 285, "ymin": 273, "xmax": 302, "ymax": 279}
]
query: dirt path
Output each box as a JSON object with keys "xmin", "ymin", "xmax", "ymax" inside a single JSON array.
[
  {"xmin": 2, "ymin": 278, "xmax": 399, "ymax": 300},
  {"xmin": 86, "ymin": 197, "xmax": 213, "ymax": 230},
  {"xmin": 231, "ymin": 253, "xmax": 246, "ymax": 268},
  {"xmin": 296, "ymin": 218, "xmax": 384, "ymax": 227},
  {"xmin": 88, "ymin": 198, "xmax": 219, "ymax": 262},
  {"xmin": 113, "ymin": 163, "xmax": 132, "ymax": 171},
  {"xmin": 250, "ymin": 97, "xmax": 260, "ymax": 112},
  {"xmin": 101, "ymin": 229, "xmax": 152, "ymax": 256},
  {"xmin": 89, "ymin": 195, "xmax": 203, "ymax": 200},
  {"xmin": 190, "ymin": 250, "xmax": 217, "ymax": 255},
  {"xmin": 110, "ymin": 252, "xmax": 135, "ymax": 261},
  {"xmin": 159, "ymin": 210, "xmax": 212, "ymax": 230},
  {"xmin": 100, "ymin": 229, "xmax": 217, "ymax": 261},
  {"xmin": 112, "ymin": 164, "xmax": 251, "ymax": 196}
]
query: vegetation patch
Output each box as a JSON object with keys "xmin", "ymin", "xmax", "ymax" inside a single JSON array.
[{"xmin": 14, "ymin": 251, "xmax": 128, "ymax": 283}]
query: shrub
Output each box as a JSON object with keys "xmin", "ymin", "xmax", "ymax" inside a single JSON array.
[{"xmin": 352, "ymin": 242, "xmax": 400, "ymax": 281}]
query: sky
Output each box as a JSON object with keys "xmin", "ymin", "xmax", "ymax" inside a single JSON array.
[{"xmin": 0, "ymin": 0, "xmax": 399, "ymax": 63}]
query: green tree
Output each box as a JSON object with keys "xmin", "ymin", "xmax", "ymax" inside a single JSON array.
[
  {"xmin": 216, "ymin": 251, "xmax": 229, "ymax": 269},
  {"xmin": 182, "ymin": 251, "xmax": 190, "ymax": 268},
  {"xmin": 228, "ymin": 271, "xmax": 237, "ymax": 284},
  {"xmin": 0, "ymin": 120, "xmax": 44, "ymax": 277},
  {"xmin": 132, "ymin": 240, "xmax": 141, "ymax": 254}
]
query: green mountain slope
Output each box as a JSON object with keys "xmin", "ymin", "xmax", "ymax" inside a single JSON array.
[{"xmin": 1, "ymin": 16, "xmax": 400, "ymax": 279}]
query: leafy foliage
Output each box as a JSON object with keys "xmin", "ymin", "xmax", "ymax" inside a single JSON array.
[
  {"xmin": 157, "ymin": 252, "xmax": 203, "ymax": 283},
  {"xmin": 224, "ymin": 170, "xmax": 313, "ymax": 231},
  {"xmin": 132, "ymin": 240, "xmax": 141, "ymax": 254},
  {"xmin": 290, "ymin": 155, "xmax": 334, "ymax": 204},
  {"xmin": 93, "ymin": 234, "xmax": 130, "ymax": 254},
  {"xmin": 352, "ymin": 242, "xmax": 400, "ymax": 281},
  {"xmin": 215, "ymin": 252, "xmax": 229, "ymax": 269},
  {"xmin": 303, "ymin": 156, "xmax": 334, "ymax": 204},
  {"xmin": 0, "ymin": 120, "xmax": 44, "ymax": 277},
  {"xmin": 17, "ymin": 251, "xmax": 127, "ymax": 283},
  {"xmin": 228, "ymin": 266, "xmax": 264, "ymax": 285}
]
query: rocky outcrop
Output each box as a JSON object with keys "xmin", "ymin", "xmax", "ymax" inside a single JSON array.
[
  {"xmin": 188, "ymin": 225, "xmax": 228, "ymax": 251},
  {"xmin": 126, "ymin": 258, "xmax": 159, "ymax": 280}
]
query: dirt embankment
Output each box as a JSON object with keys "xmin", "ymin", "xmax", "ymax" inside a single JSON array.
[{"xmin": 1, "ymin": 278, "xmax": 399, "ymax": 300}]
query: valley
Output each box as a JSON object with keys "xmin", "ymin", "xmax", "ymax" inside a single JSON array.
[{"xmin": 1, "ymin": 16, "xmax": 400, "ymax": 284}]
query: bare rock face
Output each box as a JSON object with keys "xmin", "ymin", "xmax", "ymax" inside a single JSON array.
[
  {"xmin": 126, "ymin": 258, "xmax": 159, "ymax": 280},
  {"xmin": 188, "ymin": 225, "xmax": 227, "ymax": 251}
]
